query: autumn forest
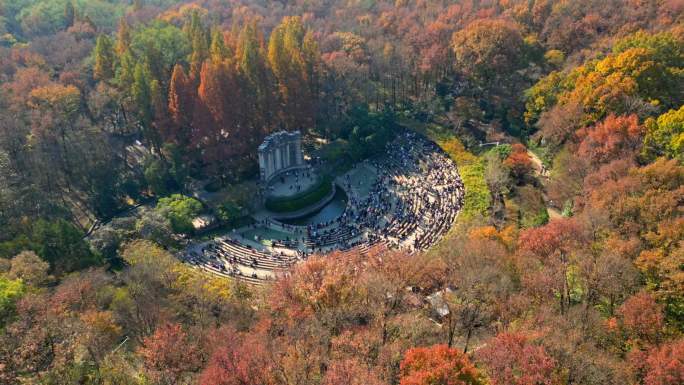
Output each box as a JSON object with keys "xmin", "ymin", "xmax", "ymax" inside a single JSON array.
[{"xmin": 0, "ymin": 1, "xmax": 682, "ymax": 385}]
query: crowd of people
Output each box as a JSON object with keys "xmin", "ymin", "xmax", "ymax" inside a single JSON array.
[
  {"xmin": 305, "ymin": 131, "xmax": 464, "ymax": 252},
  {"xmin": 181, "ymin": 237, "xmax": 299, "ymax": 284},
  {"xmin": 181, "ymin": 132, "xmax": 465, "ymax": 283}
]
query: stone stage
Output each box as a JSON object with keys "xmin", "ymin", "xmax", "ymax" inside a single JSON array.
[{"xmin": 265, "ymin": 167, "xmax": 318, "ymax": 198}]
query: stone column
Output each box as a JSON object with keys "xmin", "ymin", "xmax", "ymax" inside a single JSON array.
[
  {"xmin": 259, "ymin": 150, "xmax": 266, "ymax": 181},
  {"xmin": 285, "ymin": 144, "xmax": 290, "ymax": 168},
  {"xmin": 268, "ymin": 151, "xmax": 274, "ymax": 180},
  {"xmin": 290, "ymin": 142, "xmax": 295, "ymax": 167},
  {"xmin": 295, "ymin": 140, "xmax": 303, "ymax": 165}
]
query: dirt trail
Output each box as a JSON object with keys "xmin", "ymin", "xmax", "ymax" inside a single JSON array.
[
  {"xmin": 526, "ymin": 150, "xmax": 563, "ymax": 220},
  {"xmin": 527, "ymin": 150, "xmax": 547, "ymax": 177}
]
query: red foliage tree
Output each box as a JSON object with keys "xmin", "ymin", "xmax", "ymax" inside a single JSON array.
[
  {"xmin": 138, "ymin": 323, "xmax": 202, "ymax": 385},
  {"xmin": 504, "ymin": 144, "xmax": 533, "ymax": 181},
  {"xmin": 518, "ymin": 218, "xmax": 586, "ymax": 313},
  {"xmin": 577, "ymin": 114, "xmax": 644, "ymax": 166},
  {"xmin": 618, "ymin": 291, "xmax": 664, "ymax": 344},
  {"xmin": 636, "ymin": 339, "xmax": 684, "ymax": 385},
  {"xmin": 584, "ymin": 157, "xmax": 683, "ymax": 236},
  {"xmin": 477, "ymin": 332, "xmax": 558, "ymax": 385},
  {"xmin": 418, "ymin": 21, "xmax": 453, "ymax": 76},
  {"xmin": 324, "ymin": 359, "xmax": 384, "ymax": 385},
  {"xmin": 167, "ymin": 64, "xmax": 195, "ymax": 146},
  {"xmin": 198, "ymin": 328, "xmax": 275, "ymax": 385},
  {"xmin": 194, "ymin": 59, "xmax": 256, "ymax": 177},
  {"xmin": 399, "ymin": 344, "xmax": 483, "ymax": 385},
  {"xmin": 518, "ymin": 218, "xmax": 584, "ymax": 262}
]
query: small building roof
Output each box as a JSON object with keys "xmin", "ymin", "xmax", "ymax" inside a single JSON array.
[{"xmin": 192, "ymin": 214, "xmax": 217, "ymax": 230}]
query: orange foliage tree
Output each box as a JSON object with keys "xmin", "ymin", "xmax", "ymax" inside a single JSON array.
[
  {"xmin": 138, "ymin": 323, "xmax": 202, "ymax": 384},
  {"xmin": 504, "ymin": 144, "xmax": 533, "ymax": 182},
  {"xmin": 577, "ymin": 114, "xmax": 644, "ymax": 166},
  {"xmin": 399, "ymin": 344, "xmax": 483, "ymax": 385}
]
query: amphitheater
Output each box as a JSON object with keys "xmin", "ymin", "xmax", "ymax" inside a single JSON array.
[{"xmin": 180, "ymin": 131, "xmax": 465, "ymax": 285}]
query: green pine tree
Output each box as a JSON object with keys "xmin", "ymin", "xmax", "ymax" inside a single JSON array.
[
  {"xmin": 132, "ymin": 64, "xmax": 152, "ymax": 128},
  {"xmin": 93, "ymin": 35, "xmax": 115, "ymax": 81}
]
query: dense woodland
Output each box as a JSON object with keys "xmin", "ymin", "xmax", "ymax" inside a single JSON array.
[{"xmin": 0, "ymin": 1, "xmax": 682, "ymax": 384}]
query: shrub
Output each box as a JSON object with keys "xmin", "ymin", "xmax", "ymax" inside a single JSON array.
[
  {"xmin": 216, "ymin": 202, "xmax": 242, "ymax": 224},
  {"xmin": 156, "ymin": 194, "xmax": 203, "ymax": 234},
  {"xmin": 516, "ymin": 186, "xmax": 548, "ymax": 228},
  {"xmin": 0, "ymin": 277, "xmax": 25, "ymax": 325}
]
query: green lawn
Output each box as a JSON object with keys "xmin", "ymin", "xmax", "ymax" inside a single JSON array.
[{"xmin": 400, "ymin": 117, "xmax": 492, "ymax": 221}]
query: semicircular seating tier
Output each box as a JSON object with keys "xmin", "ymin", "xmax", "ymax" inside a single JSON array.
[{"xmin": 180, "ymin": 131, "xmax": 465, "ymax": 285}]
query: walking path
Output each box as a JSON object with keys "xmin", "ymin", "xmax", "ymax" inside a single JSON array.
[{"xmin": 526, "ymin": 150, "xmax": 563, "ymax": 220}]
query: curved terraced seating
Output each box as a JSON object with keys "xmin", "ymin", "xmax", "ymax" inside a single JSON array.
[
  {"xmin": 217, "ymin": 240, "xmax": 297, "ymax": 270},
  {"xmin": 181, "ymin": 249, "xmax": 272, "ymax": 285},
  {"xmin": 181, "ymin": 131, "xmax": 465, "ymax": 284}
]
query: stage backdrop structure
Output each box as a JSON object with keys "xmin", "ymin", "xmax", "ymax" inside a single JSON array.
[{"xmin": 258, "ymin": 131, "xmax": 305, "ymax": 182}]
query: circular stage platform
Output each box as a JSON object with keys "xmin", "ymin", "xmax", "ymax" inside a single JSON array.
[{"xmin": 265, "ymin": 167, "xmax": 318, "ymax": 198}]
